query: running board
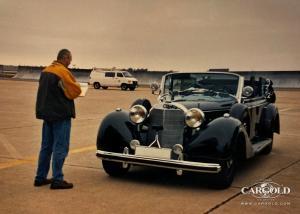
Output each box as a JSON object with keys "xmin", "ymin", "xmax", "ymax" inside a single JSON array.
[{"xmin": 252, "ymin": 139, "xmax": 272, "ymax": 154}]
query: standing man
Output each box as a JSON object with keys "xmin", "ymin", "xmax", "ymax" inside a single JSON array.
[{"xmin": 34, "ymin": 49, "xmax": 81, "ymax": 189}]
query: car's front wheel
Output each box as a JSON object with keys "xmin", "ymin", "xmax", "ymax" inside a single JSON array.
[
  {"xmin": 121, "ymin": 84, "xmax": 128, "ymax": 90},
  {"xmin": 102, "ymin": 160, "xmax": 130, "ymax": 177},
  {"xmin": 210, "ymin": 134, "xmax": 242, "ymax": 189},
  {"xmin": 211, "ymin": 154, "xmax": 237, "ymax": 189},
  {"xmin": 93, "ymin": 82, "xmax": 101, "ymax": 89}
]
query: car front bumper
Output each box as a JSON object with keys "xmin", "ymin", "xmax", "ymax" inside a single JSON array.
[{"xmin": 96, "ymin": 149, "xmax": 221, "ymax": 174}]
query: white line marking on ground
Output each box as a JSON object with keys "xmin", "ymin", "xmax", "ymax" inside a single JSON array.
[
  {"xmin": 279, "ymin": 108, "xmax": 292, "ymax": 112},
  {"xmin": 0, "ymin": 133, "xmax": 23, "ymax": 159},
  {"xmin": 0, "ymin": 145, "xmax": 95, "ymax": 170}
]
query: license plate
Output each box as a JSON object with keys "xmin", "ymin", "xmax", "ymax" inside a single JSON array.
[{"xmin": 135, "ymin": 146, "xmax": 171, "ymax": 159}]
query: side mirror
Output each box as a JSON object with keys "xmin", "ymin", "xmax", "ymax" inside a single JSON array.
[{"xmin": 242, "ymin": 86, "xmax": 254, "ymax": 97}]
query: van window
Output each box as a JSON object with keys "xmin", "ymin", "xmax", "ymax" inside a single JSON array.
[
  {"xmin": 123, "ymin": 72, "xmax": 133, "ymax": 77},
  {"xmin": 117, "ymin": 73, "xmax": 123, "ymax": 77},
  {"xmin": 105, "ymin": 72, "xmax": 115, "ymax": 77}
]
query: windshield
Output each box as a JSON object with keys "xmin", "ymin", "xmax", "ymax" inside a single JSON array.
[
  {"xmin": 123, "ymin": 71, "xmax": 133, "ymax": 77},
  {"xmin": 163, "ymin": 73, "xmax": 239, "ymax": 102}
]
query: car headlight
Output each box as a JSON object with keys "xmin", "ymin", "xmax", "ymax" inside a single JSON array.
[
  {"xmin": 185, "ymin": 108, "xmax": 205, "ymax": 128},
  {"xmin": 129, "ymin": 105, "xmax": 148, "ymax": 124}
]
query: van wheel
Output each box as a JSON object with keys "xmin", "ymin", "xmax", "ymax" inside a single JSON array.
[
  {"xmin": 93, "ymin": 82, "xmax": 101, "ymax": 89},
  {"xmin": 121, "ymin": 84, "xmax": 128, "ymax": 90},
  {"xmin": 102, "ymin": 86, "xmax": 108, "ymax": 90}
]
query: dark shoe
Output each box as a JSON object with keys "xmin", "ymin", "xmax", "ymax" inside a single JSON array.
[
  {"xmin": 34, "ymin": 178, "xmax": 53, "ymax": 187},
  {"xmin": 50, "ymin": 180, "xmax": 73, "ymax": 189}
]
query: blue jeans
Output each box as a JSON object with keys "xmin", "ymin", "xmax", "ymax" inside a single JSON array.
[{"xmin": 35, "ymin": 119, "xmax": 71, "ymax": 181}]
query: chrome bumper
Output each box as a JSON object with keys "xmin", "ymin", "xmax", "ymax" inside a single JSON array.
[{"xmin": 96, "ymin": 150, "xmax": 221, "ymax": 174}]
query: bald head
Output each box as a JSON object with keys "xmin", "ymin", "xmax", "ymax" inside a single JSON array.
[{"xmin": 57, "ymin": 49, "xmax": 72, "ymax": 68}]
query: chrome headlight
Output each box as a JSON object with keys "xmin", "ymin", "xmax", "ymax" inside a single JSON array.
[
  {"xmin": 185, "ymin": 108, "xmax": 205, "ymax": 128},
  {"xmin": 129, "ymin": 105, "xmax": 148, "ymax": 124}
]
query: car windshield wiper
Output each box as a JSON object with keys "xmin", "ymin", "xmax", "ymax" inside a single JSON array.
[
  {"xmin": 173, "ymin": 87, "xmax": 203, "ymax": 95},
  {"xmin": 171, "ymin": 88, "xmax": 206, "ymax": 101},
  {"xmin": 173, "ymin": 88, "xmax": 237, "ymax": 100}
]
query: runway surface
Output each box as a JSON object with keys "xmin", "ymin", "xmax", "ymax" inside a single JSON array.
[{"xmin": 0, "ymin": 80, "xmax": 299, "ymax": 214}]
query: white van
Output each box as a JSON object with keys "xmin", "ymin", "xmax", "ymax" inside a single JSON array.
[{"xmin": 89, "ymin": 69, "xmax": 138, "ymax": 91}]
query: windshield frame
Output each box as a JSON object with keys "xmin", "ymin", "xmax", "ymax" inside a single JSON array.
[{"xmin": 160, "ymin": 72, "xmax": 243, "ymax": 103}]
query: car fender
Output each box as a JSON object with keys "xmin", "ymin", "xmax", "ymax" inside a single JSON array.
[
  {"xmin": 96, "ymin": 110, "xmax": 134, "ymax": 151},
  {"xmin": 185, "ymin": 117, "xmax": 245, "ymax": 159},
  {"xmin": 229, "ymin": 103, "xmax": 248, "ymax": 121}
]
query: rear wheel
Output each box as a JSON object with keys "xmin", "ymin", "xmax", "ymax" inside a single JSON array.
[
  {"xmin": 260, "ymin": 114, "xmax": 275, "ymax": 155},
  {"xmin": 93, "ymin": 82, "xmax": 101, "ymax": 89},
  {"xmin": 129, "ymin": 86, "xmax": 136, "ymax": 91},
  {"xmin": 261, "ymin": 132, "xmax": 274, "ymax": 155},
  {"xmin": 102, "ymin": 86, "xmax": 108, "ymax": 89}
]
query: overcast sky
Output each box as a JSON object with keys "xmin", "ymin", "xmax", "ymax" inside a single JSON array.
[{"xmin": 0, "ymin": 0, "xmax": 299, "ymax": 71}]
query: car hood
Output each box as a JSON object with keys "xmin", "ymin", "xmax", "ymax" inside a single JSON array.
[
  {"xmin": 127, "ymin": 77, "xmax": 138, "ymax": 81},
  {"xmin": 179, "ymin": 101, "xmax": 236, "ymax": 111}
]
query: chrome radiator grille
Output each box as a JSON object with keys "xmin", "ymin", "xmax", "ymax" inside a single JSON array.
[{"xmin": 149, "ymin": 108, "xmax": 185, "ymax": 148}]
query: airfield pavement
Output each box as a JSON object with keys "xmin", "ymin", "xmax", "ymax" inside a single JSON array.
[{"xmin": 0, "ymin": 79, "xmax": 299, "ymax": 214}]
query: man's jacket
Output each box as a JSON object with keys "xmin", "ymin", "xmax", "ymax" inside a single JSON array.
[{"xmin": 36, "ymin": 61, "xmax": 82, "ymax": 121}]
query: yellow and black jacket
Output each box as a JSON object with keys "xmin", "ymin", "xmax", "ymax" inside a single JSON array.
[{"xmin": 36, "ymin": 61, "xmax": 81, "ymax": 121}]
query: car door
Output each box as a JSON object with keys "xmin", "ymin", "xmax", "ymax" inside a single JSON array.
[
  {"xmin": 242, "ymin": 93, "xmax": 268, "ymax": 141},
  {"xmin": 116, "ymin": 72, "xmax": 124, "ymax": 86}
]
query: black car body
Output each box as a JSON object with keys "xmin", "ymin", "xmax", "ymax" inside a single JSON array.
[{"xmin": 96, "ymin": 72, "xmax": 280, "ymax": 188}]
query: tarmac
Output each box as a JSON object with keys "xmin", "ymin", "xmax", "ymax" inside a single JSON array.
[{"xmin": 0, "ymin": 79, "xmax": 299, "ymax": 214}]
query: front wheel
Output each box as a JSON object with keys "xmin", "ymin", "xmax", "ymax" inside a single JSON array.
[
  {"xmin": 121, "ymin": 84, "xmax": 128, "ymax": 90},
  {"xmin": 210, "ymin": 134, "xmax": 241, "ymax": 189},
  {"xmin": 102, "ymin": 160, "xmax": 130, "ymax": 177},
  {"xmin": 93, "ymin": 82, "xmax": 101, "ymax": 89},
  {"xmin": 211, "ymin": 155, "xmax": 237, "ymax": 189}
]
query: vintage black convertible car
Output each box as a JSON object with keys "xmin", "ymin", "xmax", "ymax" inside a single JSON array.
[{"xmin": 96, "ymin": 72, "xmax": 280, "ymax": 188}]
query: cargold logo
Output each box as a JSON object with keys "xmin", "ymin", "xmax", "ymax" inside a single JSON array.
[{"xmin": 241, "ymin": 180, "xmax": 291, "ymax": 199}]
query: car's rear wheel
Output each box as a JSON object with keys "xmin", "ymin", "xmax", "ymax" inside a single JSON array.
[
  {"xmin": 93, "ymin": 82, "xmax": 101, "ymax": 89},
  {"xmin": 102, "ymin": 160, "xmax": 130, "ymax": 177},
  {"xmin": 121, "ymin": 84, "xmax": 128, "ymax": 90},
  {"xmin": 261, "ymin": 138, "xmax": 273, "ymax": 155},
  {"xmin": 261, "ymin": 129, "xmax": 274, "ymax": 155},
  {"xmin": 129, "ymin": 86, "xmax": 136, "ymax": 91},
  {"xmin": 260, "ymin": 114, "xmax": 275, "ymax": 155},
  {"xmin": 102, "ymin": 86, "xmax": 108, "ymax": 89}
]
